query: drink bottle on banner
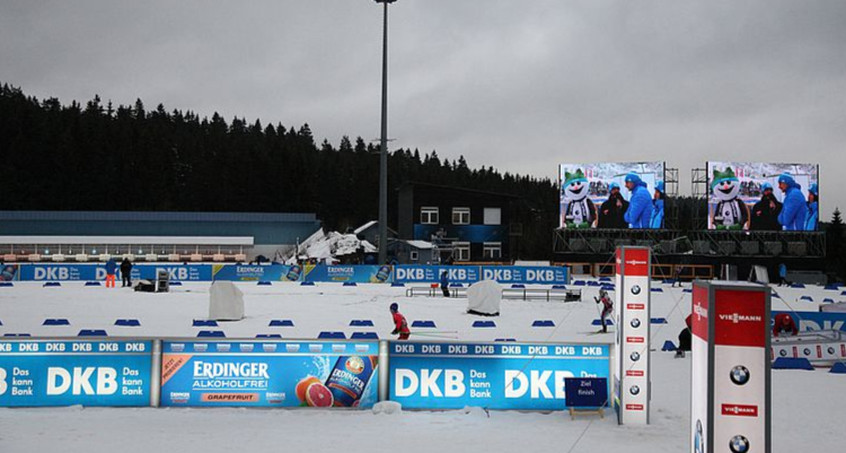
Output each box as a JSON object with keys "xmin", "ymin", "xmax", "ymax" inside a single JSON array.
[
  {"xmin": 286, "ymin": 265, "xmax": 302, "ymax": 282},
  {"xmin": 324, "ymin": 355, "xmax": 378, "ymax": 407},
  {"xmin": 375, "ymin": 265, "xmax": 391, "ymax": 282}
]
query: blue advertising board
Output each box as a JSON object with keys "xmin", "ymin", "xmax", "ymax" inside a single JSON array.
[
  {"xmin": 211, "ymin": 264, "xmax": 301, "ymax": 282},
  {"xmin": 564, "ymin": 377, "xmax": 608, "ymax": 408},
  {"xmin": 388, "ymin": 341, "xmax": 611, "ymax": 410},
  {"xmin": 394, "ymin": 265, "xmax": 481, "ymax": 284},
  {"xmin": 0, "ymin": 339, "xmax": 153, "ymax": 407},
  {"xmin": 479, "ymin": 266, "xmax": 569, "ymax": 285},
  {"xmin": 16, "ymin": 264, "xmax": 211, "ymax": 282},
  {"xmin": 160, "ymin": 340, "xmax": 380, "ymax": 408},
  {"xmin": 302, "ymin": 265, "xmax": 393, "ymax": 283},
  {"xmin": 772, "ymin": 311, "xmax": 846, "ymax": 333}
]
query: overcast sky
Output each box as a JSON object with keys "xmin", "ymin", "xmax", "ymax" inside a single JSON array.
[{"xmin": 2, "ymin": 1, "xmax": 845, "ymax": 218}]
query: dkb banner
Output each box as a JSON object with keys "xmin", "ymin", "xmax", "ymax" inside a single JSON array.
[
  {"xmin": 302, "ymin": 265, "xmax": 392, "ymax": 283},
  {"xmin": 0, "ymin": 339, "xmax": 153, "ymax": 407},
  {"xmin": 479, "ymin": 266, "xmax": 569, "ymax": 285},
  {"xmin": 160, "ymin": 340, "xmax": 379, "ymax": 408},
  {"xmin": 393, "ymin": 265, "xmax": 481, "ymax": 285},
  {"xmin": 388, "ymin": 341, "xmax": 611, "ymax": 410},
  {"xmin": 17, "ymin": 264, "xmax": 211, "ymax": 281},
  {"xmin": 211, "ymin": 264, "xmax": 302, "ymax": 282}
]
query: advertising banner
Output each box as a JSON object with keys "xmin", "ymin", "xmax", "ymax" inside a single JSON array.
[
  {"xmin": 0, "ymin": 264, "xmax": 18, "ymax": 282},
  {"xmin": 706, "ymin": 162, "xmax": 819, "ymax": 231},
  {"xmin": 691, "ymin": 281, "xmax": 771, "ymax": 453},
  {"xmin": 559, "ymin": 162, "xmax": 665, "ymax": 229},
  {"xmin": 211, "ymin": 264, "xmax": 301, "ymax": 282},
  {"xmin": 388, "ymin": 341, "xmax": 611, "ymax": 410},
  {"xmin": 394, "ymin": 265, "xmax": 481, "ymax": 285},
  {"xmin": 479, "ymin": 266, "xmax": 569, "ymax": 285},
  {"xmin": 160, "ymin": 340, "xmax": 379, "ymax": 408},
  {"xmin": 614, "ymin": 247, "xmax": 651, "ymax": 425},
  {"xmin": 16, "ymin": 264, "xmax": 211, "ymax": 282},
  {"xmin": 0, "ymin": 339, "xmax": 153, "ymax": 407},
  {"xmin": 302, "ymin": 265, "xmax": 392, "ymax": 284},
  {"xmin": 771, "ymin": 311, "xmax": 846, "ymax": 333}
]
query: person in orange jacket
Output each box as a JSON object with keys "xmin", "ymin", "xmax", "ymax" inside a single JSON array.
[{"xmin": 390, "ymin": 302, "xmax": 410, "ymax": 340}]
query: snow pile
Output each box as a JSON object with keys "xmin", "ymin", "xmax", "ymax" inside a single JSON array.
[{"xmin": 372, "ymin": 401, "xmax": 402, "ymax": 415}]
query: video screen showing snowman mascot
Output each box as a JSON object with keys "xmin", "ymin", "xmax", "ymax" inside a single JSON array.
[
  {"xmin": 558, "ymin": 162, "xmax": 665, "ymax": 229},
  {"xmin": 707, "ymin": 162, "xmax": 819, "ymax": 231}
]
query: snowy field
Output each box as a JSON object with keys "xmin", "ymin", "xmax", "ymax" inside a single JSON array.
[{"xmin": 0, "ymin": 280, "xmax": 842, "ymax": 452}]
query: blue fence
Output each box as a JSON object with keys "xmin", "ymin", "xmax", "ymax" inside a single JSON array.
[
  {"xmin": 388, "ymin": 341, "xmax": 610, "ymax": 410},
  {"xmin": 0, "ymin": 339, "xmax": 153, "ymax": 407},
  {"xmin": 772, "ymin": 311, "xmax": 846, "ymax": 333},
  {"xmin": 10, "ymin": 263, "xmax": 569, "ymax": 285}
]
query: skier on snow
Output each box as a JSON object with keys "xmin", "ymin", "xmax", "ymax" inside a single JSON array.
[
  {"xmin": 390, "ymin": 302, "xmax": 410, "ymax": 340},
  {"xmin": 594, "ymin": 289, "xmax": 613, "ymax": 333}
]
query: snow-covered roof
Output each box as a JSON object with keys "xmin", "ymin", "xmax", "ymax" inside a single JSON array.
[{"xmin": 405, "ymin": 240, "xmax": 434, "ymax": 250}]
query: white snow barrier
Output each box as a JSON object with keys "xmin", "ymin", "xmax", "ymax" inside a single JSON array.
[
  {"xmin": 209, "ymin": 281, "xmax": 245, "ymax": 321},
  {"xmin": 466, "ymin": 279, "xmax": 501, "ymax": 316}
]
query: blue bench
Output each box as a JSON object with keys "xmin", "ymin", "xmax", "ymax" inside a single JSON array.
[
  {"xmin": 318, "ymin": 331, "xmax": 346, "ymax": 339},
  {"xmin": 772, "ymin": 357, "xmax": 813, "ymax": 370},
  {"xmin": 532, "ymin": 320, "xmax": 555, "ymax": 327},
  {"xmin": 343, "ymin": 282, "xmax": 357, "ymax": 287},
  {"xmin": 257, "ymin": 281, "xmax": 272, "ymax": 286},
  {"xmin": 85, "ymin": 281, "xmax": 101, "ymax": 287},
  {"xmin": 193, "ymin": 320, "xmax": 219, "ymax": 327},
  {"xmin": 349, "ymin": 320, "xmax": 374, "ymax": 327},
  {"xmin": 43, "ymin": 282, "xmax": 61, "ymax": 287},
  {"xmin": 114, "ymin": 319, "xmax": 141, "ymax": 327},
  {"xmin": 78, "ymin": 329, "xmax": 108, "ymax": 337},
  {"xmin": 43, "ymin": 318, "xmax": 71, "ymax": 326},
  {"xmin": 269, "ymin": 319, "xmax": 295, "ymax": 327},
  {"xmin": 351, "ymin": 332, "xmax": 379, "ymax": 339},
  {"xmin": 412, "ymin": 320, "xmax": 436, "ymax": 328},
  {"xmin": 197, "ymin": 330, "xmax": 226, "ymax": 338},
  {"xmin": 472, "ymin": 321, "xmax": 496, "ymax": 328},
  {"xmin": 256, "ymin": 334, "xmax": 282, "ymax": 338}
]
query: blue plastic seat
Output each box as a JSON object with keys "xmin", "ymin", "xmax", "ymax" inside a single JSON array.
[
  {"xmin": 661, "ymin": 340, "xmax": 677, "ymax": 351},
  {"xmin": 318, "ymin": 331, "xmax": 346, "ymax": 339},
  {"xmin": 412, "ymin": 320, "xmax": 436, "ymax": 328},
  {"xmin": 85, "ymin": 281, "xmax": 101, "ymax": 287},
  {"xmin": 343, "ymin": 282, "xmax": 357, "ymax": 286},
  {"xmin": 114, "ymin": 319, "xmax": 141, "ymax": 327},
  {"xmin": 4, "ymin": 333, "xmax": 30, "ymax": 337},
  {"xmin": 651, "ymin": 287, "xmax": 664, "ymax": 293},
  {"xmin": 193, "ymin": 320, "xmax": 219, "ymax": 327},
  {"xmin": 257, "ymin": 281, "xmax": 272, "ymax": 286},
  {"xmin": 511, "ymin": 284, "xmax": 526, "ymax": 289},
  {"xmin": 772, "ymin": 357, "xmax": 813, "ymax": 370},
  {"xmin": 78, "ymin": 329, "xmax": 108, "ymax": 337},
  {"xmin": 650, "ymin": 318, "xmax": 668, "ymax": 324},
  {"xmin": 830, "ymin": 362, "xmax": 846, "ymax": 374},
  {"xmin": 349, "ymin": 320, "xmax": 374, "ymax": 327},
  {"xmin": 391, "ymin": 282, "xmax": 405, "ymax": 287},
  {"xmin": 301, "ymin": 281, "xmax": 315, "ymax": 286},
  {"xmin": 43, "ymin": 318, "xmax": 70, "ymax": 326},
  {"xmin": 256, "ymin": 334, "xmax": 282, "ymax": 338},
  {"xmin": 269, "ymin": 319, "xmax": 295, "ymax": 327},
  {"xmin": 197, "ymin": 330, "xmax": 225, "ymax": 338},
  {"xmin": 43, "ymin": 282, "xmax": 61, "ymax": 287},
  {"xmin": 0, "ymin": 282, "xmax": 13, "ymax": 287},
  {"xmin": 351, "ymin": 332, "xmax": 379, "ymax": 339},
  {"xmin": 800, "ymin": 296, "xmax": 814, "ymax": 302},
  {"xmin": 532, "ymin": 320, "xmax": 555, "ymax": 327},
  {"xmin": 472, "ymin": 320, "xmax": 496, "ymax": 328}
]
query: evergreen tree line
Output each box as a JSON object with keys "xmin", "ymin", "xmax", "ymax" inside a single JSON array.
[{"xmin": 0, "ymin": 83, "xmax": 558, "ymax": 258}]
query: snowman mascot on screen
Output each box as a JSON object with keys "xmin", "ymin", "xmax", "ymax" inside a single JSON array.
[
  {"xmin": 710, "ymin": 166, "xmax": 750, "ymax": 230},
  {"xmin": 561, "ymin": 168, "xmax": 597, "ymax": 228}
]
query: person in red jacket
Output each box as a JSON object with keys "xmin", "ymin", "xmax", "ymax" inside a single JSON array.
[
  {"xmin": 773, "ymin": 313, "xmax": 799, "ymax": 337},
  {"xmin": 390, "ymin": 302, "xmax": 410, "ymax": 340}
]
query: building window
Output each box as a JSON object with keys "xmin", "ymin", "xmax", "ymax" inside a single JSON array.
[
  {"xmin": 453, "ymin": 242, "xmax": 471, "ymax": 261},
  {"xmin": 483, "ymin": 242, "xmax": 502, "ymax": 260},
  {"xmin": 452, "ymin": 207, "xmax": 471, "ymax": 225},
  {"xmin": 421, "ymin": 207, "xmax": 439, "ymax": 224},
  {"xmin": 410, "ymin": 250, "xmax": 419, "ymax": 261},
  {"xmin": 483, "ymin": 208, "xmax": 501, "ymax": 225}
]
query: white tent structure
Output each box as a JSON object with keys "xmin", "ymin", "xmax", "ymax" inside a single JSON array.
[
  {"xmin": 466, "ymin": 279, "xmax": 501, "ymax": 316},
  {"xmin": 208, "ymin": 281, "xmax": 245, "ymax": 321}
]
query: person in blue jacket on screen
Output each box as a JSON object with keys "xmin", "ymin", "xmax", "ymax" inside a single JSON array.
[
  {"xmin": 777, "ymin": 173, "xmax": 808, "ymax": 231},
  {"xmin": 650, "ymin": 181, "xmax": 665, "ymax": 229},
  {"xmin": 623, "ymin": 173, "xmax": 653, "ymax": 229},
  {"xmin": 805, "ymin": 183, "xmax": 818, "ymax": 231}
]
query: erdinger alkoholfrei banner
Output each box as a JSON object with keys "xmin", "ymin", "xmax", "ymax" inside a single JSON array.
[
  {"xmin": 388, "ymin": 341, "xmax": 611, "ymax": 410},
  {"xmin": 301, "ymin": 264, "xmax": 392, "ymax": 284},
  {"xmin": 0, "ymin": 339, "xmax": 153, "ymax": 407},
  {"xmin": 691, "ymin": 281, "xmax": 771, "ymax": 453},
  {"xmin": 559, "ymin": 162, "xmax": 665, "ymax": 230},
  {"xmin": 706, "ymin": 161, "xmax": 819, "ymax": 231},
  {"xmin": 614, "ymin": 247, "xmax": 651, "ymax": 425},
  {"xmin": 160, "ymin": 340, "xmax": 379, "ymax": 408},
  {"xmin": 211, "ymin": 264, "xmax": 302, "ymax": 282}
]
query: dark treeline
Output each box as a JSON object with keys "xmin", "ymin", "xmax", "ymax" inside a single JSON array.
[{"xmin": 0, "ymin": 83, "xmax": 558, "ymax": 259}]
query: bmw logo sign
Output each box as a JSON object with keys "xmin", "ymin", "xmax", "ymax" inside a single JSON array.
[
  {"xmin": 630, "ymin": 351, "xmax": 640, "ymax": 362},
  {"xmin": 730, "ymin": 365, "xmax": 750, "ymax": 386},
  {"xmin": 629, "ymin": 385, "xmax": 640, "ymax": 395},
  {"xmin": 694, "ymin": 420, "xmax": 704, "ymax": 453},
  {"xmin": 631, "ymin": 318, "xmax": 641, "ymax": 328},
  {"xmin": 729, "ymin": 435, "xmax": 750, "ymax": 453},
  {"xmin": 779, "ymin": 349, "xmax": 787, "ymax": 357},
  {"xmin": 803, "ymin": 348, "xmax": 811, "ymax": 356},
  {"xmin": 631, "ymin": 285, "xmax": 641, "ymax": 295},
  {"xmin": 829, "ymin": 347, "xmax": 836, "ymax": 355}
]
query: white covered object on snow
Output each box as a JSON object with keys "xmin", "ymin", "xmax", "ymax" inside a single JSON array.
[
  {"xmin": 467, "ymin": 279, "xmax": 501, "ymax": 316},
  {"xmin": 209, "ymin": 281, "xmax": 245, "ymax": 321}
]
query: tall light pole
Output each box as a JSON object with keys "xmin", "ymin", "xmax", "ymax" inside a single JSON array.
[{"xmin": 375, "ymin": 0, "xmax": 396, "ymax": 265}]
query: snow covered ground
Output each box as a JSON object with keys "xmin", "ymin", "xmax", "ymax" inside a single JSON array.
[{"xmin": 0, "ymin": 279, "xmax": 842, "ymax": 452}]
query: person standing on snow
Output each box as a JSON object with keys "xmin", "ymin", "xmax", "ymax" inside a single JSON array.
[
  {"xmin": 440, "ymin": 270, "xmax": 450, "ymax": 297},
  {"xmin": 623, "ymin": 173, "xmax": 653, "ymax": 229},
  {"xmin": 777, "ymin": 173, "xmax": 808, "ymax": 231},
  {"xmin": 120, "ymin": 257, "xmax": 133, "ymax": 287},
  {"xmin": 104, "ymin": 258, "xmax": 117, "ymax": 288},
  {"xmin": 594, "ymin": 289, "xmax": 613, "ymax": 333},
  {"xmin": 390, "ymin": 302, "xmax": 410, "ymax": 340}
]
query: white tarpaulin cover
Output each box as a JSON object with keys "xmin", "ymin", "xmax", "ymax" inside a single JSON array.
[
  {"xmin": 467, "ymin": 279, "xmax": 501, "ymax": 316},
  {"xmin": 209, "ymin": 281, "xmax": 245, "ymax": 321}
]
